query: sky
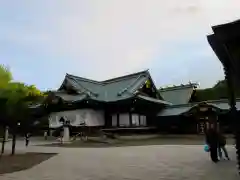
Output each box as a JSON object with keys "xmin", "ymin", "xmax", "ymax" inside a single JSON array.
[{"xmin": 0, "ymin": 0, "xmax": 240, "ymax": 91}]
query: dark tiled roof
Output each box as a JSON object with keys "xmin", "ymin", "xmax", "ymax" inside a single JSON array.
[
  {"xmin": 53, "ymin": 70, "xmax": 168, "ymax": 104},
  {"xmin": 212, "ymin": 19, "xmax": 240, "ymax": 42}
]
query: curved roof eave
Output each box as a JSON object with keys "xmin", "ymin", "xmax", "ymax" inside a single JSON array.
[{"xmin": 158, "ymin": 99, "xmax": 240, "ymax": 117}]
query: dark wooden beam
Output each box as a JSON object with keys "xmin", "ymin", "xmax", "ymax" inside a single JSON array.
[{"xmin": 117, "ymin": 113, "xmax": 120, "ymax": 127}]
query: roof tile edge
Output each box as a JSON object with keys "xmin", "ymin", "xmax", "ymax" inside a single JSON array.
[
  {"xmin": 159, "ymin": 83, "xmax": 199, "ymax": 92},
  {"xmin": 164, "ymin": 98, "xmax": 240, "ymax": 109},
  {"xmin": 65, "ymin": 70, "xmax": 149, "ymax": 85}
]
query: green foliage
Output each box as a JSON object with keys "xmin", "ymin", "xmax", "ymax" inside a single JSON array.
[
  {"xmin": 0, "ymin": 65, "xmax": 12, "ymax": 88},
  {"xmin": 0, "ymin": 64, "xmax": 46, "ymax": 155},
  {"xmin": 2, "ymin": 82, "xmax": 44, "ymax": 106},
  {"xmin": 194, "ymin": 79, "xmax": 240, "ymax": 102},
  {"xmin": 0, "ymin": 65, "xmax": 45, "ymax": 126}
]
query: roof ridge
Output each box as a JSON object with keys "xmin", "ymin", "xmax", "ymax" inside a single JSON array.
[
  {"xmin": 159, "ymin": 83, "xmax": 198, "ymax": 92},
  {"xmin": 66, "ymin": 73, "xmax": 102, "ymax": 85},
  {"xmin": 66, "ymin": 76, "xmax": 99, "ymax": 97},
  {"xmin": 101, "ymin": 70, "xmax": 149, "ymax": 83},
  {"xmin": 117, "ymin": 74, "xmax": 147, "ymax": 96},
  {"xmin": 66, "ymin": 70, "xmax": 149, "ymax": 85}
]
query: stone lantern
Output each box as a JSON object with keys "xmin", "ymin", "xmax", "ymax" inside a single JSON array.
[
  {"xmin": 59, "ymin": 117, "xmax": 70, "ymax": 143},
  {"xmin": 207, "ymin": 19, "xmax": 240, "ymax": 173}
]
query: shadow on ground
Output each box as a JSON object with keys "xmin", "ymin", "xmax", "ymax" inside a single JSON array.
[{"xmin": 0, "ymin": 153, "xmax": 57, "ymax": 175}]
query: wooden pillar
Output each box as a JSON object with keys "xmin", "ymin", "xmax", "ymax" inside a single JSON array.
[
  {"xmin": 4, "ymin": 126, "xmax": 9, "ymax": 142},
  {"xmin": 224, "ymin": 63, "xmax": 240, "ymax": 173},
  {"xmin": 138, "ymin": 115, "xmax": 141, "ymax": 126},
  {"xmin": 117, "ymin": 113, "xmax": 120, "ymax": 127},
  {"xmin": 104, "ymin": 110, "xmax": 108, "ymax": 127},
  {"xmin": 205, "ymin": 121, "xmax": 209, "ymax": 130},
  {"xmin": 129, "ymin": 112, "xmax": 132, "ymax": 127},
  {"xmin": 104, "ymin": 110, "xmax": 112, "ymax": 128}
]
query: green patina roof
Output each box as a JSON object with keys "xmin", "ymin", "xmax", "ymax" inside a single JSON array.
[
  {"xmin": 51, "ymin": 92, "xmax": 88, "ymax": 102},
  {"xmin": 52, "ymin": 70, "xmax": 170, "ymax": 105},
  {"xmin": 157, "ymin": 104, "xmax": 192, "ymax": 116},
  {"xmin": 159, "ymin": 84, "xmax": 197, "ymax": 105},
  {"xmin": 157, "ymin": 98, "xmax": 240, "ymax": 116}
]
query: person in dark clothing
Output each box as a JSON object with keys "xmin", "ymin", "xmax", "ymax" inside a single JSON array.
[
  {"xmin": 205, "ymin": 123, "xmax": 219, "ymax": 163},
  {"xmin": 25, "ymin": 133, "xmax": 30, "ymax": 147},
  {"xmin": 218, "ymin": 131, "xmax": 230, "ymax": 160}
]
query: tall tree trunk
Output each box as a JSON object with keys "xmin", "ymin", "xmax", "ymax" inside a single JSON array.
[
  {"xmin": 11, "ymin": 132, "xmax": 16, "ymax": 155},
  {"xmin": 1, "ymin": 126, "xmax": 6, "ymax": 155}
]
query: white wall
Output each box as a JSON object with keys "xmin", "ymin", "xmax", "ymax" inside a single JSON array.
[
  {"xmin": 139, "ymin": 115, "xmax": 147, "ymax": 126},
  {"xmin": 111, "ymin": 113, "xmax": 147, "ymax": 127},
  {"xmin": 132, "ymin": 114, "xmax": 140, "ymax": 126},
  {"xmin": 112, "ymin": 114, "xmax": 117, "ymax": 127},
  {"xmin": 119, "ymin": 113, "xmax": 130, "ymax": 127},
  {"xmin": 49, "ymin": 109, "xmax": 105, "ymax": 128}
]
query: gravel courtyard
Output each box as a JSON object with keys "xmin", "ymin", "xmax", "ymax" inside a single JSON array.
[{"xmin": 0, "ymin": 140, "xmax": 239, "ymax": 180}]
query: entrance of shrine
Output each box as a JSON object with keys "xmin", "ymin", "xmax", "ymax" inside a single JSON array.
[
  {"xmin": 197, "ymin": 120, "xmax": 206, "ymax": 134},
  {"xmin": 196, "ymin": 117, "xmax": 219, "ymax": 134},
  {"xmin": 185, "ymin": 103, "xmax": 221, "ymax": 134}
]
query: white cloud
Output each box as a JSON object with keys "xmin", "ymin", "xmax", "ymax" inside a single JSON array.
[{"xmin": 1, "ymin": 0, "xmax": 240, "ymax": 82}]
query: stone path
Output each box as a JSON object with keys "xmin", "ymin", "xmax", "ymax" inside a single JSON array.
[{"xmin": 0, "ymin": 141, "xmax": 239, "ymax": 180}]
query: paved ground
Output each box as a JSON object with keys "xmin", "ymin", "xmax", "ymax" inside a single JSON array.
[{"xmin": 0, "ymin": 140, "xmax": 239, "ymax": 180}]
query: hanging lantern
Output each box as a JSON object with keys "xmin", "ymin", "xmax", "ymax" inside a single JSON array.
[{"xmin": 146, "ymin": 80, "xmax": 151, "ymax": 88}]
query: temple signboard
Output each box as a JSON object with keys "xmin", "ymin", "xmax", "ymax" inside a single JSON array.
[{"xmin": 199, "ymin": 107, "xmax": 208, "ymax": 112}]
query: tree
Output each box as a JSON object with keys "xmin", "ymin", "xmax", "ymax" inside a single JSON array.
[
  {"xmin": 3, "ymin": 82, "xmax": 45, "ymax": 155},
  {"xmin": 0, "ymin": 65, "xmax": 12, "ymax": 154},
  {"xmin": 0, "ymin": 65, "xmax": 45, "ymax": 155},
  {"xmin": 0, "ymin": 65, "xmax": 12, "ymax": 87},
  {"xmin": 193, "ymin": 79, "xmax": 240, "ymax": 102}
]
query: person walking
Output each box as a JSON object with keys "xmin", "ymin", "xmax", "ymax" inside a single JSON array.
[
  {"xmin": 25, "ymin": 133, "xmax": 30, "ymax": 147},
  {"xmin": 205, "ymin": 123, "xmax": 219, "ymax": 163},
  {"xmin": 218, "ymin": 130, "xmax": 230, "ymax": 160},
  {"xmin": 44, "ymin": 131, "xmax": 48, "ymax": 140}
]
